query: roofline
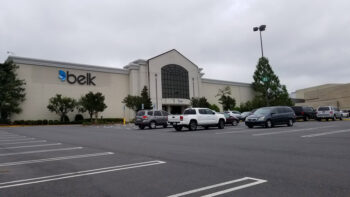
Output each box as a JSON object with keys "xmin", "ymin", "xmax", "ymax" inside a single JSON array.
[
  {"xmin": 147, "ymin": 49, "xmax": 200, "ymax": 69},
  {"xmin": 202, "ymin": 78, "xmax": 252, "ymax": 87},
  {"xmin": 6, "ymin": 56, "xmax": 129, "ymax": 75}
]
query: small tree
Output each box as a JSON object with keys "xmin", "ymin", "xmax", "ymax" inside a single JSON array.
[
  {"xmin": 79, "ymin": 92, "xmax": 107, "ymax": 122},
  {"xmin": 47, "ymin": 94, "xmax": 77, "ymax": 122},
  {"xmin": 191, "ymin": 97, "xmax": 210, "ymax": 108},
  {"xmin": 122, "ymin": 86, "xmax": 152, "ymax": 112},
  {"xmin": 209, "ymin": 104, "xmax": 220, "ymax": 112},
  {"xmin": 0, "ymin": 60, "xmax": 26, "ymax": 123},
  {"xmin": 216, "ymin": 86, "xmax": 236, "ymax": 111},
  {"xmin": 252, "ymin": 57, "xmax": 292, "ymax": 106}
]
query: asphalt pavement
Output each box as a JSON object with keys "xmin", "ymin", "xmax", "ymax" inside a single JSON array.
[{"xmin": 0, "ymin": 120, "xmax": 349, "ymax": 196}]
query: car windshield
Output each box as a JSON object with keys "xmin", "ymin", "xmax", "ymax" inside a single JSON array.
[
  {"xmin": 318, "ymin": 107, "xmax": 330, "ymax": 111},
  {"xmin": 254, "ymin": 108, "xmax": 272, "ymax": 115}
]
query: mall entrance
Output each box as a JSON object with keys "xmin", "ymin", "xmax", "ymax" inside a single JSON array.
[{"xmin": 162, "ymin": 105, "xmax": 188, "ymax": 115}]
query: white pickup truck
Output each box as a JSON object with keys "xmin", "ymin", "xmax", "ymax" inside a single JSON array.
[{"xmin": 168, "ymin": 108, "xmax": 226, "ymax": 131}]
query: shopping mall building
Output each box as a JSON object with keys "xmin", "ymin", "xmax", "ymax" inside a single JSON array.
[{"xmin": 7, "ymin": 49, "xmax": 254, "ymax": 121}]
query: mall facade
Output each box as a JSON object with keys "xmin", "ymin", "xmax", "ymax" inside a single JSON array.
[{"xmin": 7, "ymin": 49, "xmax": 254, "ymax": 121}]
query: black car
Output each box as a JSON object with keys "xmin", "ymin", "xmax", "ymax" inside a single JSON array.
[
  {"xmin": 291, "ymin": 106, "xmax": 316, "ymax": 121},
  {"xmin": 245, "ymin": 106, "xmax": 296, "ymax": 128}
]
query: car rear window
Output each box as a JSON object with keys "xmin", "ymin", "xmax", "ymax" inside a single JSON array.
[
  {"xmin": 136, "ymin": 111, "xmax": 145, "ymax": 116},
  {"xmin": 147, "ymin": 111, "xmax": 154, "ymax": 116},
  {"xmin": 154, "ymin": 111, "xmax": 162, "ymax": 116},
  {"xmin": 318, "ymin": 107, "xmax": 330, "ymax": 111},
  {"xmin": 184, "ymin": 109, "xmax": 196, "ymax": 114}
]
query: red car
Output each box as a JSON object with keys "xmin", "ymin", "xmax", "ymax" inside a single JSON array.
[{"xmin": 223, "ymin": 113, "xmax": 239, "ymax": 126}]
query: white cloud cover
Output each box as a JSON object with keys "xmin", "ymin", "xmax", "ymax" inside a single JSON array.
[{"xmin": 1, "ymin": 0, "xmax": 349, "ymax": 92}]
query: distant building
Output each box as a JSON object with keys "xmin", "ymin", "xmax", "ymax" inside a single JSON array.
[
  {"xmin": 6, "ymin": 49, "xmax": 255, "ymax": 121},
  {"xmin": 293, "ymin": 83, "xmax": 350, "ymax": 110}
]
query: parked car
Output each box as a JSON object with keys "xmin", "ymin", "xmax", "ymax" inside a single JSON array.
[
  {"xmin": 340, "ymin": 110, "xmax": 349, "ymax": 118},
  {"xmin": 240, "ymin": 111, "xmax": 252, "ymax": 121},
  {"xmin": 316, "ymin": 106, "xmax": 342, "ymax": 121},
  {"xmin": 224, "ymin": 110, "xmax": 241, "ymax": 119},
  {"xmin": 134, "ymin": 110, "xmax": 169, "ymax": 129},
  {"xmin": 245, "ymin": 106, "xmax": 296, "ymax": 128},
  {"xmin": 168, "ymin": 108, "xmax": 226, "ymax": 131},
  {"xmin": 223, "ymin": 112, "xmax": 239, "ymax": 126},
  {"xmin": 291, "ymin": 106, "xmax": 316, "ymax": 121}
]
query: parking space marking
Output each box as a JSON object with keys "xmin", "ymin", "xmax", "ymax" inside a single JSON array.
[
  {"xmin": 0, "ymin": 147, "xmax": 83, "ymax": 157},
  {"xmin": 167, "ymin": 177, "xmax": 267, "ymax": 197},
  {"xmin": 0, "ymin": 160, "xmax": 166, "ymax": 189},
  {"xmin": 215, "ymin": 129, "xmax": 252, "ymax": 135},
  {"xmin": 0, "ymin": 143, "xmax": 62, "ymax": 150},
  {"xmin": 0, "ymin": 152, "xmax": 114, "ymax": 167},
  {"xmin": 252, "ymin": 126, "xmax": 335, "ymax": 136},
  {"xmin": 0, "ymin": 138, "xmax": 36, "ymax": 142},
  {"xmin": 0, "ymin": 140, "xmax": 47, "ymax": 145},
  {"xmin": 0, "ymin": 136, "xmax": 27, "ymax": 140},
  {"xmin": 301, "ymin": 129, "xmax": 350, "ymax": 138}
]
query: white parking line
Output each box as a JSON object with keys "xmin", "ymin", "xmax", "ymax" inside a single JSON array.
[
  {"xmin": 0, "ymin": 160, "xmax": 166, "ymax": 189},
  {"xmin": 252, "ymin": 126, "xmax": 335, "ymax": 136},
  {"xmin": 0, "ymin": 147, "xmax": 83, "ymax": 156},
  {"xmin": 0, "ymin": 140, "xmax": 47, "ymax": 145},
  {"xmin": 215, "ymin": 129, "xmax": 252, "ymax": 135},
  {"xmin": 0, "ymin": 136, "xmax": 27, "ymax": 140},
  {"xmin": 167, "ymin": 177, "xmax": 267, "ymax": 197},
  {"xmin": 0, "ymin": 152, "xmax": 114, "ymax": 167},
  {"xmin": 0, "ymin": 138, "xmax": 35, "ymax": 142},
  {"xmin": 301, "ymin": 129, "xmax": 350, "ymax": 138},
  {"xmin": 0, "ymin": 143, "xmax": 62, "ymax": 150}
]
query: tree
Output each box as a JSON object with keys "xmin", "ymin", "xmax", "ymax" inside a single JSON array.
[
  {"xmin": 191, "ymin": 97, "xmax": 210, "ymax": 108},
  {"xmin": 209, "ymin": 104, "xmax": 220, "ymax": 112},
  {"xmin": 47, "ymin": 94, "xmax": 77, "ymax": 122},
  {"xmin": 252, "ymin": 57, "xmax": 293, "ymax": 106},
  {"xmin": 0, "ymin": 60, "xmax": 26, "ymax": 122},
  {"xmin": 216, "ymin": 86, "xmax": 236, "ymax": 111},
  {"xmin": 122, "ymin": 86, "xmax": 152, "ymax": 112},
  {"xmin": 79, "ymin": 92, "xmax": 107, "ymax": 122},
  {"xmin": 140, "ymin": 86, "xmax": 152, "ymax": 109}
]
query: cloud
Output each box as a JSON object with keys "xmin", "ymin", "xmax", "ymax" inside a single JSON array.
[{"xmin": 1, "ymin": 0, "xmax": 349, "ymax": 92}]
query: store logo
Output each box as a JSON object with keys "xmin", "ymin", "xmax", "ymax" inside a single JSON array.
[{"xmin": 58, "ymin": 70, "xmax": 96, "ymax": 86}]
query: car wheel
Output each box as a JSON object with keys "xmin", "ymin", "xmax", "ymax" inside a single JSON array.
[
  {"xmin": 218, "ymin": 119, "xmax": 225, "ymax": 129},
  {"xmin": 138, "ymin": 125, "xmax": 145, "ymax": 130},
  {"xmin": 189, "ymin": 120, "xmax": 197, "ymax": 131},
  {"xmin": 232, "ymin": 120, "xmax": 238, "ymax": 126},
  {"xmin": 304, "ymin": 116, "xmax": 309, "ymax": 121},
  {"xmin": 339, "ymin": 116, "xmax": 343, "ymax": 121},
  {"xmin": 326, "ymin": 118, "xmax": 329, "ymax": 121},
  {"xmin": 163, "ymin": 123, "xmax": 168, "ymax": 128},
  {"xmin": 287, "ymin": 119, "xmax": 293, "ymax": 127},
  {"xmin": 149, "ymin": 121, "xmax": 156, "ymax": 129},
  {"xmin": 265, "ymin": 120, "xmax": 272, "ymax": 128},
  {"xmin": 174, "ymin": 126, "xmax": 182, "ymax": 131},
  {"xmin": 317, "ymin": 118, "xmax": 321, "ymax": 121}
]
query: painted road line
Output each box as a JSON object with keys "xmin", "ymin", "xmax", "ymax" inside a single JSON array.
[
  {"xmin": 0, "ymin": 143, "xmax": 62, "ymax": 150},
  {"xmin": 301, "ymin": 129, "xmax": 350, "ymax": 138},
  {"xmin": 252, "ymin": 126, "xmax": 335, "ymax": 136},
  {"xmin": 0, "ymin": 140, "xmax": 47, "ymax": 145},
  {"xmin": 0, "ymin": 160, "xmax": 166, "ymax": 189},
  {"xmin": 0, "ymin": 147, "xmax": 83, "ymax": 157},
  {"xmin": 0, "ymin": 138, "xmax": 36, "ymax": 142},
  {"xmin": 167, "ymin": 177, "xmax": 267, "ymax": 197},
  {"xmin": 0, "ymin": 152, "xmax": 114, "ymax": 167},
  {"xmin": 0, "ymin": 136, "xmax": 27, "ymax": 140},
  {"xmin": 215, "ymin": 129, "xmax": 252, "ymax": 135}
]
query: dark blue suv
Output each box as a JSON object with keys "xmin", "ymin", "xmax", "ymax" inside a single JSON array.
[{"xmin": 245, "ymin": 106, "xmax": 296, "ymax": 128}]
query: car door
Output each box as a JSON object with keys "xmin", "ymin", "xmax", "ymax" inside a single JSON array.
[
  {"xmin": 206, "ymin": 109, "xmax": 217, "ymax": 124},
  {"xmin": 154, "ymin": 111, "xmax": 162, "ymax": 124},
  {"xmin": 271, "ymin": 108, "xmax": 282, "ymax": 124},
  {"xmin": 198, "ymin": 109, "xmax": 208, "ymax": 125},
  {"xmin": 161, "ymin": 111, "xmax": 169, "ymax": 124}
]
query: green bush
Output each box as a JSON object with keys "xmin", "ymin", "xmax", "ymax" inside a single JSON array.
[
  {"xmin": 53, "ymin": 120, "xmax": 60, "ymax": 125},
  {"xmin": 74, "ymin": 114, "xmax": 84, "ymax": 122},
  {"xmin": 48, "ymin": 120, "xmax": 54, "ymax": 125},
  {"xmin": 43, "ymin": 119, "xmax": 48, "ymax": 125},
  {"xmin": 37, "ymin": 120, "xmax": 43, "ymax": 125}
]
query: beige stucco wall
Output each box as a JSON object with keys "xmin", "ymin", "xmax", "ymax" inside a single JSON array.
[
  {"xmin": 200, "ymin": 81, "xmax": 255, "ymax": 112},
  {"xmin": 12, "ymin": 64, "xmax": 131, "ymax": 121}
]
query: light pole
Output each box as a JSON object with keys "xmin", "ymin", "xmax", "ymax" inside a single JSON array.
[{"xmin": 253, "ymin": 25, "xmax": 266, "ymax": 57}]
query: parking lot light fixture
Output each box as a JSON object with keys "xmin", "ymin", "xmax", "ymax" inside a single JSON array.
[{"xmin": 253, "ymin": 25, "xmax": 266, "ymax": 57}]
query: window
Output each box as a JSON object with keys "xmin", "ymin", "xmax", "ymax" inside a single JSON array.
[
  {"xmin": 154, "ymin": 111, "xmax": 162, "ymax": 116},
  {"xmin": 147, "ymin": 111, "xmax": 154, "ymax": 116},
  {"xmin": 184, "ymin": 109, "xmax": 196, "ymax": 114},
  {"xmin": 162, "ymin": 111, "xmax": 169, "ymax": 116},
  {"xmin": 136, "ymin": 111, "xmax": 145, "ymax": 116},
  {"xmin": 161, "ymin": 64, "xmax": 189, "ymax": 99},
  {"xmin": 206, "ymin": 109, "xmax": 214, "ymax": 115},
  {"xmin": 199, "ymin": 109, "xmax": 207, "ymax": 114}
]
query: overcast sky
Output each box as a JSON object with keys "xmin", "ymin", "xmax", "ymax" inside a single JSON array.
[{"xmin": 1, "ymin": 0, "xmax": 349, "ymax": 92}]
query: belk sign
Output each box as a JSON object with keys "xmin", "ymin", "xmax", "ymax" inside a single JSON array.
[{"xmin": 58, "ymin": 70, "xmax": 96, "ymax": 86}]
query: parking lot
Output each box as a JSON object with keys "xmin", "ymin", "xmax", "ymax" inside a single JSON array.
[{"xmin": 0, "ymin": 120, "xmax": 349, "ymax": 197}]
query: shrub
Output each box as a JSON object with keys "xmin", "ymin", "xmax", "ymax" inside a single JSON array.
[
  {"xmin": 53, "ymin": 120, "xmax": 60, "ymax": 125},
  {"xmin": 48, "ymin": 120, "xmax": 54, "ymax": 125},
  {"xmin": 74, "ymin": 114, "xmax": 84, "ymax": 122},
  {"xmin": 43, "ymin": 119, "xmax": 48, "ymax": 125},
  {"xmin": 37, "ymin": 120, "xmax": 43, "ymax": 125}
]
